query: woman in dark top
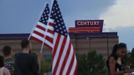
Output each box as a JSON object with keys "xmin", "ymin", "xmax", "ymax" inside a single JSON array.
[
  {"xmin": 15, "ymin": 39, "xmax": 39, "ymax": 75},
  {"xmin": 107, "ymin": 43, "xmax": 131, "ymax": 75}
]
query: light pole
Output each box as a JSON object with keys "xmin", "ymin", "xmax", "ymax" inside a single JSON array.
[
  {"xmin": 87, "ymin": 37, "xmax": 91, "ymax": 51},
  {"xmin": 107, "ymin": 34, "xmax": 109, "ymax": 57}
]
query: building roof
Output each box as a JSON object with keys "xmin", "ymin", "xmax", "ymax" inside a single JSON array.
[
  {"xmin": 70, "ymin": 32, "xmax": 118, "ymax": 39},
  {"xmin": 0, "ymin": 33, "xmax": 29, "ymax": 40},
  {"xmin": 0, "ymin": 32, "xmax": 118, "ymax": 40}
]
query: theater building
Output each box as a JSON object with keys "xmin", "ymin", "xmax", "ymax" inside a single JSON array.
[
  {"xmin": 0, "ymin": 20, "xmax": 118, "ymax": 58},
  {"xmin": 69, "ymin": 20, "xmax": 118, "ymax": 57}
]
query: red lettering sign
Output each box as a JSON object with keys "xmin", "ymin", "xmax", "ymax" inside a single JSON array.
[{"xmin": 71, "ymin": 20, "xmax": 104, "ymax": 33}]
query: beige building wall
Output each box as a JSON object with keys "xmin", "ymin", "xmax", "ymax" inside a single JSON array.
[{"xmin": 0, "ymin": 32, "xmax": 118, "ymax": 58}]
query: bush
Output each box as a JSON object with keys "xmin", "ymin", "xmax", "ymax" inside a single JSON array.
[
  {"xmin": 40, "ymin": 60, "xmax": 51, "ymax": 75},
  {"xmin": 77, "ymin": 51, "xmax": 107, "ymax": 75},
  {"xmin": 126, "ymin": 50, "xmax": 134, "ymax": 68},
  {"xmin": 40, "ymin": 51, "xmax": 107, "ymax": 75}
]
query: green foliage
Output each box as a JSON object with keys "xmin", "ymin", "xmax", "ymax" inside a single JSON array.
[
  {"xmin": 126, "ymin": 50, "xmax": 134, "ymax": 68},
  {"xmin": 40, "ymin": 60, "xmax": 51, "ymax": 75},
  {"xmin": 77, "ymin": 51, "xmax": 107, "ymax": 75},
  {"xmin": 40, "ymin": 51, "xmax": 107, "ymax": 75}
]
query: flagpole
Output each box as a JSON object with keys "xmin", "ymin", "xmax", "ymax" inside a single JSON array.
[
  {"xmin": 35, "ymin": 2, "xmax": 50, "ymax": 72},
  {"xmin": 40, "ymin": 38, "xmax": 45, "ymax": 53},
  {"xmin": 28, "ymin": 27, "xmax": 34, "ymax": 40}
]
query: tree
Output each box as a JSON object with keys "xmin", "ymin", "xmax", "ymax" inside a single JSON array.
[
  {"xmin": 77, "ymin": 51, "xmax": 107, "ymax": 75},
  {"xmin": 127, "ymin": 48, "xmax": 134, "ymax": 68}
]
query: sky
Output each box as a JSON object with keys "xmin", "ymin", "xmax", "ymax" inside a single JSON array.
[{"xmin": 0, "ymin": 0, "xmax": 134, "ymax": 50}]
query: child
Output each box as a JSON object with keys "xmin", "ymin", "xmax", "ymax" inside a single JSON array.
[
  {"xmin": 2, "ymin": 46, "xmax": 14, "ymax": 74},
  {"xmin": 0, "ymin": 55, "xmax": 11, "ymax": 75}
]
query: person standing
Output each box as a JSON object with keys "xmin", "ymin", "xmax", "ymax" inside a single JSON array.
[
  {"xmin": 107, "ymin": 43, "xmax": 133, "ymax": 75},
  {"xmin": 0, "ymin": 55, "xmax": 11, "ymax": 75},
  {"xmin": 2, "ymin": 46, "xmax": 14, "ymax": 74},
  {"xmin": 15, "ymin": 39, "xmax": 39, "ymax": 75}
]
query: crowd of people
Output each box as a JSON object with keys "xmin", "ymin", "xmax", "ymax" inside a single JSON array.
[
  {"xmin": 0, "ymin": 39, "xmax": 134, "ymax": 75},
  {"xmin": 0, "ymin": 39, "xmax": 39, "ymax": 75}
]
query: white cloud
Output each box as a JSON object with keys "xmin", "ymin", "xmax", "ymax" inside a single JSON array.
[{"xmin": 99, "ymin": 0, "xmax": 134, "ymax": 30}]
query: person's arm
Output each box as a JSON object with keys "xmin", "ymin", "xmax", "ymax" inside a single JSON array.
[
  {"xmin": 130, "ymin": 68, "xmax": 134, "ymax": 72},
  {"xmin": 126, "ymin": 68, "xmax": 134, "ymax": 73},
  {"xmin": 108, "ymin": 57, "xmax": 124, "ymax": 75},
  {"xmin": 3, "ymin": 68, "xmax": 11, "ymax": 75}
]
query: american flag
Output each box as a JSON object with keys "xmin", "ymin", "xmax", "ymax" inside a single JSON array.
[
  {"xmin": 49, "ymin": 0, "xmax": 78, "ymax": 75},
  {"xmin": 30, "ymin": 4, "xmax": 54, "ymax": 49}
]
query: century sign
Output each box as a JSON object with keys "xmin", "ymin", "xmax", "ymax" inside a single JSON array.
[
  {"xmin": 75, "ymin": 20, "xmax": 103, "ymax": 27},
  {"xmin": 69, "ymin": 20, "xmax": 104, "ymax": 33}
]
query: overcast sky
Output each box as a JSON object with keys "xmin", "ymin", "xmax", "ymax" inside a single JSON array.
[{"xmin": 0, "ymin": 0, "xmax": 134, "ymax": 50}]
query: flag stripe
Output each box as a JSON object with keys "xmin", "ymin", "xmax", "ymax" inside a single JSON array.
[
  {"xmin": 52, "ymin": 34, "xmax": 63, "ymax": 72},
  {"xmin": 70, "ymin": 57, "xmax": 77, "ymax": 75},
  {"xmin": 52, "ymin": 35, "xmax": 64, "ymax": 71},
  {"xmin": 69, "ymin": 46, "xmax": 77, "ymax": 75},
  {"xmin": 37, "ymin": 22, "xmax": 54, "ymax": 31},
  {"xmin": 56, "ymin": 37, "xmax": 70, "ymax": 75},
  {"xmin": 62, "ymin": 44, "xmax": 74, "ymax": 75},
  {"xmin": 74, "ymin": 63, "xmax": 78, "ymax": 75},
  {"xmin": 32, "ymin": 29, "xmax": 54, "ymax": 48},
  {"xmin": 48, "ymin": 18, "xmax": 54, "ymax": 26},
  {"xmin": 33, "ymin": 31, "xmax": 44, "ymax": 37},
  {"xmin": 32, "ymin": 29, "xmax": 53, "ymax": 47},
  {"xmin": 66, "ymin": 53, "xmax": 75, "ymax": 75},
  {"xmin": 52, "ymin": 34, "xmax": 60, "ymax": 58},
  {"xmin": 31, "ymin": 36, "xmax": 52, "ymax": 49},
  {"xmin": 45, "ymin": 30, "xmax": 54, "ymax": 38},
  {"xmin": 36, "ymin": 24, "xmax": 46, "ymax": 31},
  {"xmin": 37, "ymin": 22, "xmax": 47, "ymax": 29},
  {"xmin": 44, "ymin": 38, "xmax": 53, "ymax": 48},
  {"xmin": 47, "ymin": 25, "xmax": 54, "ymax": 30},
  {"xmin": 34, "ymin": 27, "xmax": 45, "ymax": 35},
  {"xmin": 59, "ymin": 42, "xmax": 71, "ymax": 75},
  {"xmin": 31, "ymin": 36, "xmax": 42, "ymax": 43},
  {"xmin": 47, "ymin": 29, "xmax": 54, "ymax": 34},
  {"xmin": 53, "ymin": 37, "xmax": 67, "ymax": 75},
  {"xmin": 48, "ymin": 22, "xmax": 55, "ymax": 26},
  {"xmin": 45, "ymin": 36, "xmax": 53, "ymax": 44},
  {"xmin": 31, "ymin": 33, "xmax": 44, "ymax": 41}
]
